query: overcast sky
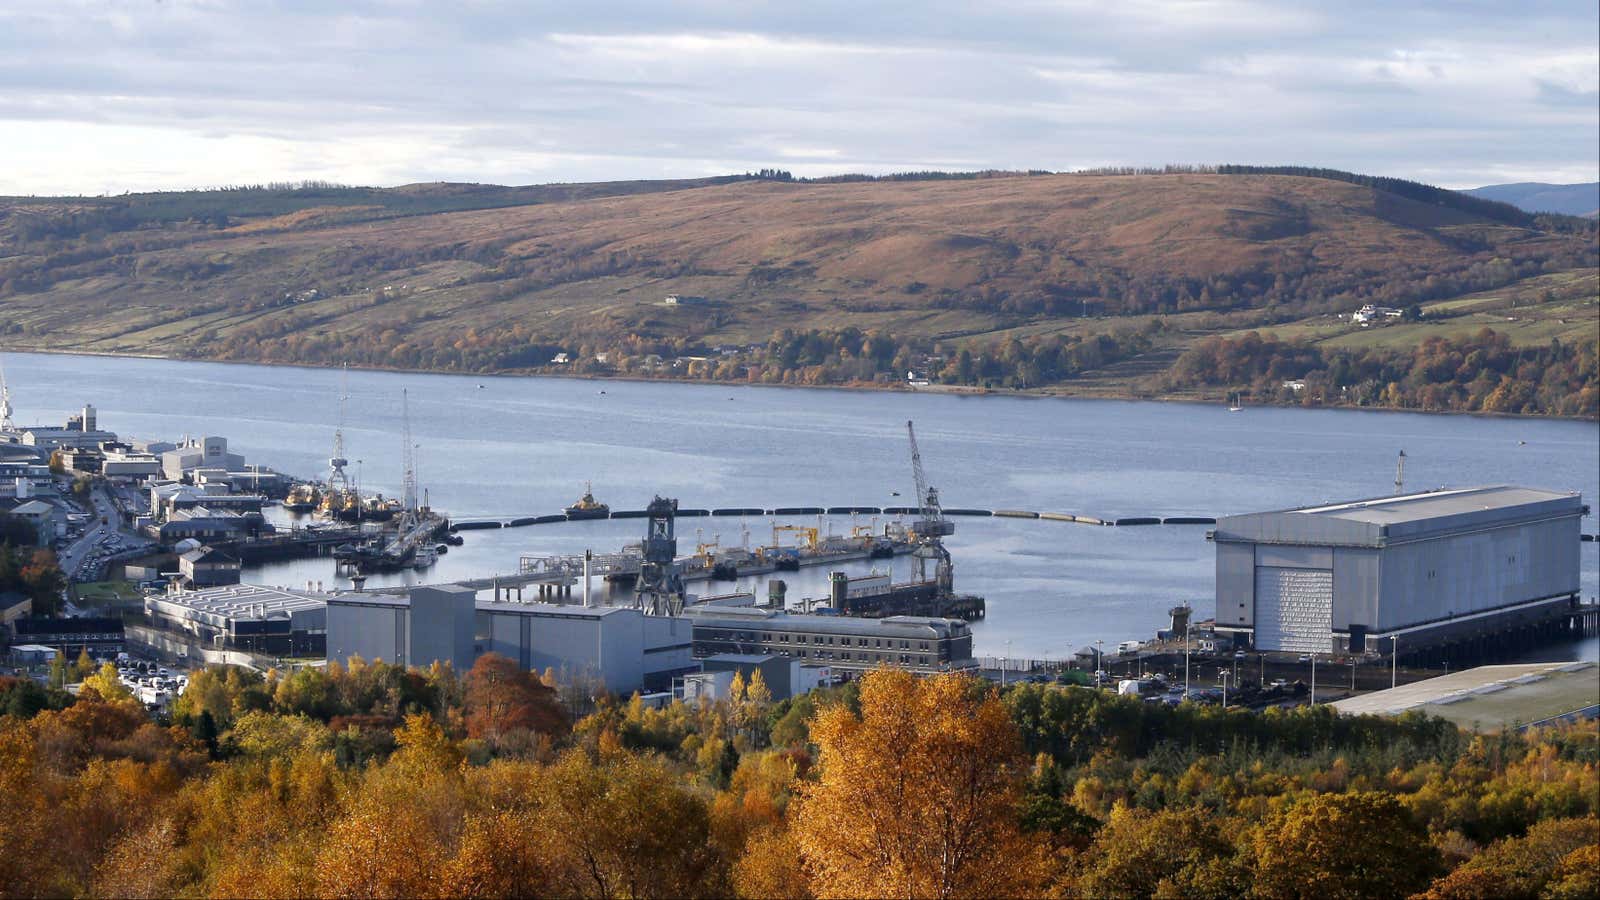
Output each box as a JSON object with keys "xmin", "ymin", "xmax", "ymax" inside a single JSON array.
[{"xmin": 2, "ymin": 0, "xmax": 1596, "ymax": 195}]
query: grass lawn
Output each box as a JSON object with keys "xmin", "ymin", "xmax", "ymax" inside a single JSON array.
[{"xmin": 73, "ymin": 580, "xmax": 146, "ymax": 606}]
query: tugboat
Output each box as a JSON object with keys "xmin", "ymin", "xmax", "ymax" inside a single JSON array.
[{"xmin": 564, "ymin": 482, "xmax": 611, "ymax": 520}]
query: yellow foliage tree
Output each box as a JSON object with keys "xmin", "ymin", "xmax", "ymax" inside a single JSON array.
[{"xmin": 793, "ymin": 668, "xmax": 1050, "ymax": 899}]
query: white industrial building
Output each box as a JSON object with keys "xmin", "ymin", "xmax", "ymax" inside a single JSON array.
[
  {"xmin": 324, "ymin": 587, "xmax": 698, "ymax": 694},
  {"xmin": 17, "ymin": 405, "xmax": 118, "ymax": 451},
  {"xmin": 143, "ymin": 583, "xmax": 327, "ymax": 656},
  {"xmin": 161, "ymin": 436, "xmax": 245, "ymax": 480},
  {"xmin": 1213, "ymin": 486, "xmax": 1586, "ymax": 655}
]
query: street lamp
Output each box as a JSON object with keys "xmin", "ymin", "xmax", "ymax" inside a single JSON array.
[
  {"xmin": 1220, "ymin": 670, "xmax": 1231, "ymax": 709},
  {"xmin": 1002, "ymin": 639, "xmax": 1011, "ymax": 687},
  {"xmin": 1183, "ymin": 620, "xmax": 1191, "ymax": 700},
  {"xmin": 1391, "ymin": 635, "xmax": 1399, "ymax": 690},
  {"xmin": 1095, "ymin": 639, "xmax": 1104, "ymax": 685},
  {"xmin": 1309, "ymin": 653, "xmax": 1317, "ymax": 705}
]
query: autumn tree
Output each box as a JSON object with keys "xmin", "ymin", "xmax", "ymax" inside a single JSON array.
[
  {"xmin": 1414, "ymin": 815, "xmax": 1598, "ymax": 900},
  {"xmin": 1253, "ymin": 791, "xmax": 1440, "ymax": 899},
  {"xmin": 463, "ymin": 652, "xmax": 568, "ymax": 748},
  {"xmin": 794, "ymin": 668, "xmax": 1050, "ymax": 899},
  {"xmin": 1071, "ymin": 804, "xmax": 1243, "ymax": 898}
]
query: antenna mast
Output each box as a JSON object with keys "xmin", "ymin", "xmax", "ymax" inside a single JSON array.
[{"xmin": 1394, "ymin": 449, "xmax": 1406, "ymax": 495}]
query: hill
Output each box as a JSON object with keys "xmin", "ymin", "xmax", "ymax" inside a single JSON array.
[
  {"xmin": 1, "ymin": 170, "xmax": 1595, "ymax": 414},
  {"xmin": 1466, "ymin": 182, "xmax": 1600, "ymax": 218}
]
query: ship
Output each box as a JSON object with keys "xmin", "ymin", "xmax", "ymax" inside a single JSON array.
[
  {"xmin": 564, "ymin": 482, "xmax": 611, "ymax": 520},
  {"xmin": 283, "ymin": 483, "xmax": 321, "ymax": 513}
]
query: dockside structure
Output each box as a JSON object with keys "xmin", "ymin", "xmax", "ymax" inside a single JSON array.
[
  {"xmin": 1212, "ymin": 486, "xmax": 1586, "ymax": 656},
  {"xmin": 324, "ymin": 587, "xmax": 697, "ymax": 694},
  {"xmin": 681, "ymin": 605, "xmax": 977, "ymax": 674}
]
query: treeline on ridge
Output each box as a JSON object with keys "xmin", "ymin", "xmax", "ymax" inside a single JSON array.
[{"xmin": 1166, "ymin": 327, "xmax": 1599, "ymax": 417}]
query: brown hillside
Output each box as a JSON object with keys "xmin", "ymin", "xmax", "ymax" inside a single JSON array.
[{"xmin": 0, "ymin": 173, "xmax": 1592, "ymax": 366}]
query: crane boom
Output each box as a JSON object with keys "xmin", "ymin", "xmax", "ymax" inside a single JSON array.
[
  {"xmin": 400, "ymin": 388, "xmax": 417, "ymax": 514},
  {"xmin": 906, "ymin": 420, "xmax": 954, "ymax": 538}
]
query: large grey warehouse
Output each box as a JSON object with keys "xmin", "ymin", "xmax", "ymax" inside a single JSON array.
[
  {"xmin": 324, "ymin": 587, "xmax": 697, "ymax": 694},
  {"xmin": 1213, "ymin": 486, "xmax": 1586, "ymax": 656}
]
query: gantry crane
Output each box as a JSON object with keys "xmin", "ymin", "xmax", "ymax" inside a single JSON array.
[{"xmin": 906, "ymin": 420, "xmax": 955, "ymax": 592}]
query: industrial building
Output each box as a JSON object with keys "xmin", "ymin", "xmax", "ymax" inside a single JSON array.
[
  {"xmin": 4, "ymin": 499, "xmax": 55, "ymax": 546},
  {"xmin": 680, "ymin": 605, "xmax": 978, "ymax": 674},
  {"xmin": 1212, "ymin": 486, "xmax": 1586, "ymax": 656},
  {"xmin": 179, "ymin": 546, "xmax": 241, "ymax": 587},
  {"xmin": 696, "ymin": 653, "xmax": 831, "ymax": 700},
  {"xmin": 17, "ymin": 405, "xmax": 119, "ymax": 451},
  {"xmin": 161, "ymin": 436, "xmax": 245, "ymax": 480},
  {"xmin": 143, "ymin": 583, "xmax": 327, "ymax": 656},
  {"xmin": 324, "ymin": 587, "xmax": 698, "ymax": 694},
  {"xmin": 11, "ymin": 616, "xmax": 125, "ymax": 657}
]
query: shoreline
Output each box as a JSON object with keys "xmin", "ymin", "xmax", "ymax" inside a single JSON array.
[{"xmin": 3, "ymin": 344, "xmax": 1594, "ymax": 423}]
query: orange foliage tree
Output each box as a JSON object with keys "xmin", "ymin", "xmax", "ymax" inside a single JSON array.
[{"xmin": 793, "ymin": 668, "xmax": 1050, "ymax": 899}]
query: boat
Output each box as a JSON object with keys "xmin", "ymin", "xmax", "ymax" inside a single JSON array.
[
  {"xmin": 283, "ymin": 483, "xmax": 321, "ymax": 513},
  {"xmin": 564, "ymin": 482, "xmax": 611, "ymax": 520},
  {"xmin": 411, "ymin": 545, "xmax": 438, "ymax": 569},
  {"xmin": 1227, "ymin": 391, "xmax": 1243, "ymax": 412}
]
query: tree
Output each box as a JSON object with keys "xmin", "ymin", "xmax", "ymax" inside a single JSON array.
[
  {"xmin": 1072, "ymin": 804, "xmax": 1240, "ymax": 898},
  {"xmin": 1414, "ymin": 816, "xmax": 1598, "ymax": 900},
  {"xmin": 463, "ymin": 653, "xmax": 568, "ymax": 747},
  {"xmin": 793, "ymin": 669, "xmax": 1050, "ymax": 899},
  {"xmin": 1253, "ymin": 791, "xmax": 1439, "ymax": 900}
]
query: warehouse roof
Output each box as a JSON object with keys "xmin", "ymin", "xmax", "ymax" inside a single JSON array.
[
  {"xmin": 149, "ymin": 583, "xmax": 328, "ymax": 622},
  {"xmin": 1331, "ymin": 661, "xmax": 1599, "ymax": 730},
  {"xmin": 1215, "ymin": 485, "xmax": 1583, "ymax": 547}
]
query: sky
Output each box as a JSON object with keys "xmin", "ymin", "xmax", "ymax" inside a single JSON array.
[{"xmin": 1, "ymin": 0, "xmax": 1596, "ymax": 196}]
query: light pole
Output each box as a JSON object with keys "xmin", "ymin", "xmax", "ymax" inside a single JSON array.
[
  {"xmin": 1350, "ymin": 659, "xmax": 1356, "ymax": 692},
  {"xmin": 1309, "ymin": 653, "xmax": 1317, "ymax": 705},
  {"xmin": 1392, "ymin": 635, "xmax": 1399, "ymax": 690},
  {"xmin": 1095, "ymin": 639, "xmax": 1104, "ymax": 685},
  {"xmin": 1183, "ymin": 620, "xmax": 1191, "ymax": 700},
  {"xmin": 1220, "ymin": 670, "xmax": 1231, "ymax": 709},
  {"xmin": 1002, "ymin": 639, "xmax": 1011, "ymax": 687}
]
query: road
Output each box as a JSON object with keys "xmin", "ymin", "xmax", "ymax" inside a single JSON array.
[{"xmin": 56, "ymin": 482, "xmax": 155, "ymax": 583}]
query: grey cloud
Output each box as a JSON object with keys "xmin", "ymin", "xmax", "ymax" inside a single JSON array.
[{"xmin": 0, "ymin": 0, "xmax": 1594, "ymax": 192}]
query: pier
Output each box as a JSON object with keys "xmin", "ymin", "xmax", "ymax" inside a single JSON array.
[{"xmin": 450, "ymin": 505, "xmax": 1223, "ymax": 530}]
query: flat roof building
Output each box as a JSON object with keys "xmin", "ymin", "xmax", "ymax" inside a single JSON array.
[
  {"xmin": 324, "ymin": 588, "xmax": 698, "ymax": 695},
  {"xmin": 681, "ymin": 605, "xmax": 977, "ymax": 674},
  {"xmin": 1213, "ymin": 486, "xmax": 1586, "ymax": 656},
  {"xmin": 143, "ymin": 583, "xmax": 327, "ymax": 657}
]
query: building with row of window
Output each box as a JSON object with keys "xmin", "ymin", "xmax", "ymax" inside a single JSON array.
[
  {"xmin": 142, "ymin": 583, "xmax": 327, "ymax": 657},
  {"xmin": 679, "ymin": 606, "xmax": 977, "ymax": 674}
]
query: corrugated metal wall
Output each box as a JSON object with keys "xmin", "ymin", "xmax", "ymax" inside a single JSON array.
[{"xmin": 1377, "ymin": 517, "xmax": 1579, "ymax": 630}]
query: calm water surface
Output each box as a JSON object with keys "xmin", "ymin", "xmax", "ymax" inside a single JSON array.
[{"xmin": 8, "ymin": 351, "xmax": 1597, "ymax": 660}]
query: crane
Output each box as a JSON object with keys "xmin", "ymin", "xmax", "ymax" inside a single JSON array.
[
  {"xmin": 400, "ymin": 388, "xmax": 417, "ymax": 515},
  {"xmin": 0, "ymin": 357, "xmax": 13, "ymax": 432},
  {"xmin": 906, "ymin": 420, "xmax": 955, "ymax": 592},
  {"xmin": 907, "ymin": 420, "xmax": 954, "ymax": 539},
  {"xmin": 327, "ymin": 364, "xmax": 351, "ymax": 492}
]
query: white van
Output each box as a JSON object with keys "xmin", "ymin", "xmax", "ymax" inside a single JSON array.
[{"xmin": 1117, "ymin": 640, "xmax": 1144, "ymax": 655}]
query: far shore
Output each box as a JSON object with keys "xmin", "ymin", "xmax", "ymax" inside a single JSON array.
[{"xmin": 2, "ymin": 344, "xmax": 1594, "ymax": 423}]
